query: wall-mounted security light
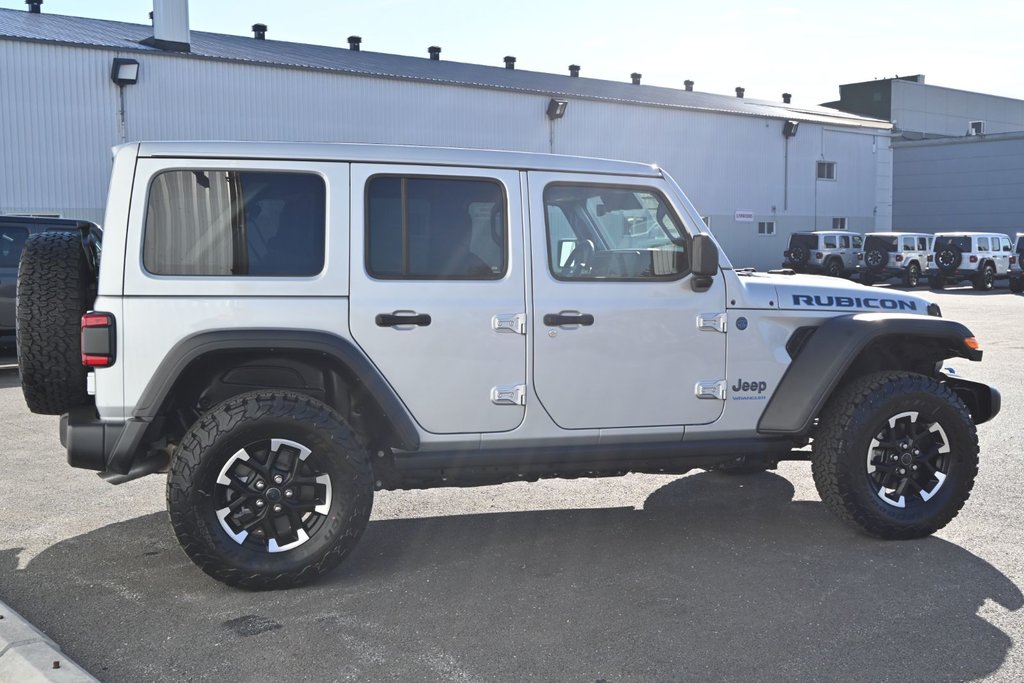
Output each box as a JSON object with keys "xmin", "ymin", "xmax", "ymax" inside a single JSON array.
[
  {"xmin": 782, "ymin": 120, "xmax": 800, "ymax": 138},
  {"xmin": 547, "ymin": 98, "xmax": 568, "ymax": 120},
  {"xmin": 110, "ymin": 58, "xmax": 140, "ymax": 86}
]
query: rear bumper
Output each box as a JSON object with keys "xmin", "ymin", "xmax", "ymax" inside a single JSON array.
[{"xmin": 60, "ymin": 406, "xmax": 152, "ymax": 476}]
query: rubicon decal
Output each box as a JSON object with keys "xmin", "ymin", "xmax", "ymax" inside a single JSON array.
[{"xmin": 791, "ymin": 294, "xmax": 918, "ymax": 311}]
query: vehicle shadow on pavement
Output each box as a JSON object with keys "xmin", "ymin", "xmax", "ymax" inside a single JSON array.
[
  {"xmin": 2, "ymin": 471, "xmax": 1020, "ymax": 682},
  {"xmin": 0, "ymin": 367, "xmax": 20, "ymax": 390}
]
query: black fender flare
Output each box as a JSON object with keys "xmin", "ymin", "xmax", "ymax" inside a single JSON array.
[
  {"xmin": 758, "ymin": 314, "xmax": 982, "ymax": 435},
  {"xmin": 118, "ymin": 329, "xmax": 420, "ymax": 468}
]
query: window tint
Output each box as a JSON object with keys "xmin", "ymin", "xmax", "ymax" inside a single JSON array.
[
  {"xmin": 366, "ymin": 177, "xmax": 505, "ymax": 280},
  {"xmin": 1001, "ymin": 237, "xmax": 1012, "ymax": 252},
  {"xmin": 544, "ymin": 184, "xmax": 689, "ymax": 281},
  {"xmin": 918, "ymin": 237, "xmax": 929, "ymax": 251},
  {"xmin": 824, "ymin": 235, "xmax": 838, "ymax": 249},
  {"xmin": 852, "ymin": 235, "xmax": 863, "ymax": 248},
  {"xmin": 144, "ymin": 171, "xmax": 325, "ymax": 276},
  {"xmin": 0, "ymin": 226, "xmax": 29, "ymax": 268},
  {"xmin": 839, "ymin": 236, "xmax": 850, "ymax": 249}
]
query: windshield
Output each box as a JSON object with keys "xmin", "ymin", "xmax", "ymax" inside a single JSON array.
[
  {"xmin": 864, "ymin": 235, "xmax": 897, "ymax": 252},
  {"xmin": 935, "ymin": 236, "xmax": 972, "ymax": 252}
]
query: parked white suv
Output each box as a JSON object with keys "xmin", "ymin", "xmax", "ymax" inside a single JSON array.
[
  {"xmin": 783, "ymin": 230, "xmax": 863, "ymax": 277},
  {"xmin": 927, "ymin": 232, "xmax": 1013, "ymax": 290},
  {"xmin": 1009, "ymin": 233, "xmax": 1024, "ymax": 293},
  {"xmin": 859, "ymin": 232, "xmax": 933, "ymax": 287},
  {"xmin": 17, "ymin": 142, "xmax": 999, "ymax": 589}
]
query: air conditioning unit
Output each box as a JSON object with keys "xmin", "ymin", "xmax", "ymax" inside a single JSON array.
[{"xmin": 968, "ymin": 120, "xmax": 985, "ymax": 136}]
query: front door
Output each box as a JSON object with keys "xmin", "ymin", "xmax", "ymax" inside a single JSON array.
[
  {"xmin": 349, "ymin": 165, "xmax": 527, "ymax": 434},
  {"xmin": 527, "ymin": 173, "xmax": 727, "ymax": 429}
]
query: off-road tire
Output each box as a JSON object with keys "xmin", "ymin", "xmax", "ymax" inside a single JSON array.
[
  {"xmin": 935, "ymin": 246, "xmax": 962, "ymax": 273},
  {"xmin": 903, "ymin": 262, "xmax": 921, "ymax": 288},
  {"xmin": 812, "ymin": 372, "xmax": 978, "ymax": 539},
  {"xmin": 972, "ymin": 264, "xmax": 995, "ymax": 291},
  {"xmin": 16, "ymin": 231, "xmax": 95, "ymax": 415},
  {"xmin": 825, "ymin": 258, "xmax": 843, "ymax": 278},
  {"xmin": 1010, "ymin": 276, "xmax": 1024, "ymax": 293},
  {"xmin": 788, "ymin": 246, "xmax": 809, "ymax": 265},
  {"xmin": 167, "ymin": 391, "xmax": 373, "ymax": 590}
]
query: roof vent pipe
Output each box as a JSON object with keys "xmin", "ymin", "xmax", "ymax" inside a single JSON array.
[
  {"xmin": 252, "ymin": 23, "xmax": 267, "ymax": 40},
  {"xmin": 782, "ymin": 92, "xmax": 792, "ymax": 104},
  {"xmin": 735, "ymin": 87, "xmax": 745, "ymax": 98},
  {"xmin": 348, "ymin": 35, "xmax": 361, "ymax": 50},
  {"xmin": 504, "ymin": 56, "xmax": 516, "ymax": 69},
  {"xmin": 428, "ymin": 46, "xmax": 441, "ymax": 60},
  {"xmin": 631, "ymin": 72, "xmax": 642, "ymax": 85},
  {"xmin": 569, "ymin": 64, "xmax": 580, "ymax": 77},
  {"xmin": 142, "ymin": 0, "xmax": 191, "ymax": 53},
  {"xmin": 684, "ymin": 79, "xmax": 694, "ymax": 91},
  {"xmin": 26, "ymin": 0, "xmax": 42, "ymax": 14}
]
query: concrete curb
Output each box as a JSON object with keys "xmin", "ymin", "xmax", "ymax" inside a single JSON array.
[{"xmin": 0, "ymin": 600, "xmax": 97, "ymax": 682}]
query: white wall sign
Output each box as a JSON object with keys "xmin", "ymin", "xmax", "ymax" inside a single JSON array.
[{"xmin": 734, "ymin": 210, "xmax": 754, "ymax": 223}]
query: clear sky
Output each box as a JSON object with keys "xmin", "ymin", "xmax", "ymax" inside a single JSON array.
[{"xmin": 3, "ymin": 0, "xmax": 1022, "ymax": 106}]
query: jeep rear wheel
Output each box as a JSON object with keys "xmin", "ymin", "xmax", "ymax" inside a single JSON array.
[
  {"xmin": 17, "ymin": 231, "xmax": 96, "ymax": 415},
  {"xmin": 972, "ymin": 264, "xmax": 995, "ymax": 291},
  {"xmin": 167, "ymin": 391, "xmax": 373, "ymax": 589},
  {"xmin": 812, "ymin": 372, "xmax": 978, "ymax": 539},
  {"xmin": 825, "ymin": 259, "xmax": 843, "ymax": 278},
  {"xmin": 903, "ymin": 262, "xmax": 921, "ymax": 288}
]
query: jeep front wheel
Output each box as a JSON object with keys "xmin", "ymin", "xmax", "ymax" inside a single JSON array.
[
  {"xmin": 167, "ymin": 391, "xmax": 373, "ymax": 589},
  {"xmin": 812, "ymin": 372, "xmax": 978, "ymax": 539}
]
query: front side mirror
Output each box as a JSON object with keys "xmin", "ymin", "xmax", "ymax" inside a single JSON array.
[
  {"xmin": 692, "ymin": 233, "xmax": 719, "ymax": 277},
  {"xmin": 690, "ymin": 233, "xmax": 719, "ymax": 292}
]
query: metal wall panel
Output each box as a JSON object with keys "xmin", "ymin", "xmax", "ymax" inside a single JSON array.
[
  {"xmin": 893, "ymin": 136, "xmax": 1024, "ymax": 232},
  {"xmin": 1, "ymin": 41, "xmax": 889, "ymax": 269},
  {"xmin": 892, "ymin": 81, "xmax": 1024, "ymax": 136}
]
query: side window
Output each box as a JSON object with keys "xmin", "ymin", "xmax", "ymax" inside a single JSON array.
[
  {"xmin": 902, "ymin": 237, "xmax": 914, "ymax": 251},
  {"xmin": 823, "ymin": 235, "xmax": 838, "ymax": 249},
  {"xmin": 366, "ymin": 176, "xmax": 505, "ymax": 280},
  {"xmin": 839, "ymin": 236, "xmax": 850, "ymax": 249},
  {"xmin": 851, "ymin": 235, "xmax": 863, "ymax": 249},
  {"xmin": 144, "ymin": 170, "xmax": 325, "ymax": 276},
  {"xmin": 1002, "ymin": 237, "xmax": 1013, "ymax": 252},
  {"xmin": 976, "ymin": 237, "xmax": 990, "ymax": 252},
  {"xmin": 917, "ymin": 237, "xmax": 929, "ymax": 251},
  {"xmin": 0, "ymin": 226, "xmax": 29, "ymax": 268},
  {"xmin": 544, "ymin": 184, "xmax": 689, "ymax": 281}
]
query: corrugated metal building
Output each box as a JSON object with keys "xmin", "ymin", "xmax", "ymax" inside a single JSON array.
[
  {"xmin": 826, "ymin": 75, "xmax": 1024, "ymax": 234},
  {"xmin": 0, "ymin": 2, "xmax": 893, "ymax": 269}
]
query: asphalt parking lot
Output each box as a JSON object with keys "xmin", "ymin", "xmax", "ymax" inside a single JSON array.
[{"xmin": 1, "ymin": 286, "xmax": 1023, "ymax": 682}]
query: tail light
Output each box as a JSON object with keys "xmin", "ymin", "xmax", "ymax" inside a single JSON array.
[
  {"xmin": 81, "ymin": 312, "xmax": 116, "ymax": 367},
  {"xmin": 970, "ymin": 255, "xmax": 978, "ymax": 263},
  {"xmin": 895, "ymin": 254, "xmax": 904, "ymax": 262}
]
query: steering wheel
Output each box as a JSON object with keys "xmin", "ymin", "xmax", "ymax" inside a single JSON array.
[{"xmin": 562, "ymin": 240, "xmax": 595, "ymax": 277}]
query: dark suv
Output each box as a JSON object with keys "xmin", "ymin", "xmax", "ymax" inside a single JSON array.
[{"xmin": 1, "ymin": 216, "xmax": 100, "ymax": 346}]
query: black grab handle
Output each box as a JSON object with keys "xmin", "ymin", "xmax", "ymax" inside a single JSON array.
[
  {"xmin": 375, "ymin": 313, "xmax": 432, "ymax": 327},
  {"xmin": 543, "ymin": 313, "xmax": 595, "ymax": 327}
]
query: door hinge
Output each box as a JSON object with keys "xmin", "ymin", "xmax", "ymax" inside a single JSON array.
[
  {"xmin": 491, "ymin": 384, "xmax": 527, "ymax": 406},
  {"xmin": 695, "ymin": 380, "xmax": 726, "ymax": 400},
  {"xmin": 697, "ymin": 312, "xmax": 728, "ymax": 333},
  {"xmin": 492, "ymin": 313, "xmax": 526, "ymax": 335}
]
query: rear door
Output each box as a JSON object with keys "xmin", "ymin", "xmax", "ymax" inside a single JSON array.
[
  {"xmin": 0, "ymin": 224, "xmax": 30, "ymax": 332},
  {"xmin": 348, "ymin": 165, "xmax": 526, "ymax": 434},
  {"xmin": 527, "ymin": 173, "xmax": 727, "ymax": 429}
]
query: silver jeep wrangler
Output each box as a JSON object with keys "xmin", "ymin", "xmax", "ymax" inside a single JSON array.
[
  {"xmin": 859, "ymin": 232, "xmax": 933, "ymax": 287},
  {"xmin": 783, "ymin": 230, "xmax": 863, "ymax": 277},
  {"xmin": 17, "ymin": 142, "xmax": 1000, "ymax": 589}
]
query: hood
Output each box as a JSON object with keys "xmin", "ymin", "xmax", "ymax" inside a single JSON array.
[{"xmin": 736, "ymin": 271, "xmax": 933, "ymax": 315}]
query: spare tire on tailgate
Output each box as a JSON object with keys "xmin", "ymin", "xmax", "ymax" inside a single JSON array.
[{"xmin": 17, "ymin": 231, "xmax": 97, "ymax": 415}]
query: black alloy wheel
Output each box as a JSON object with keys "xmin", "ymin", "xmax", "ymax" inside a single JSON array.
[
  {"xmin": 935, "ymin": 246, "xmax": 962, "ymax": 273},
  {"xmin": 904, "ymin": 262, "xmax": 921, "ymax": 288},
  {"xmin": 973, "ymin": 264, "xmax": 995, "ymax": 291},
  {"xmin": 864, "ymin": 248, "xmax": 888, "ymax": 270},
  {"xmin": 826, "ymin": 259, "xmax": 843, "ymax": 278},
  {"xmin": 865, "ymin": 411, "xmax": 952, "ymax": 510}
]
